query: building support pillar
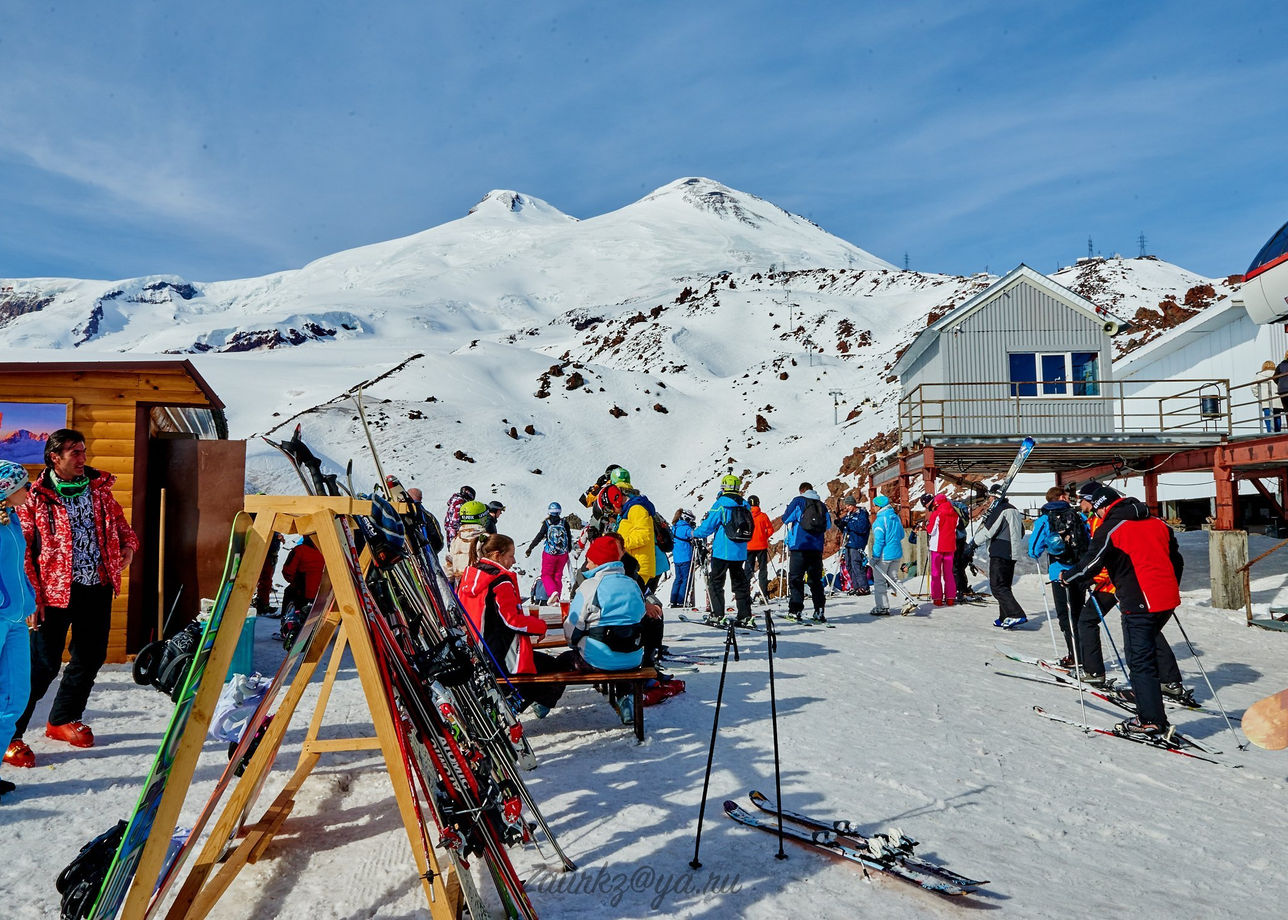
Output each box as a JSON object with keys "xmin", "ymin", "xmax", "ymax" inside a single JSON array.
[
  {"xmin": 1213, "ymin": 447, "xmax": 1236, "ymax": 531},
  {"xmin": 1209, "ymin": 528, "xmax": 1248, "ymax": 610},
  {"xmin": 1143, "ymin": 471, "xmax": 1161, "ymax": 518}
]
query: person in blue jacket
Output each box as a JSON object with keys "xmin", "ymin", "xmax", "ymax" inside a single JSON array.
[
  {"xmin": 781, "ymin": 482, "xmax": 832, "ymax": 622},
  {"xmin": 869, "ymin": 495, "xmax": 906, "ymax": 615},
  {"xmin": 693, "ymin": 476, "xmax": 754, "ymax": 626},
  {"xmin": 0, "ymin": 461, "xmax": 36, "ymax": 798},
  {"xmin": 1027, "ymin": 486, "xmax": 1090, "ymax": 667},
  {"xmin": 668, "ymin": 509, "xmax": 696, "ymax": 607},
  {"xmin": 835, "ymin": 496, "xmax": 871, "ymax": 595}
]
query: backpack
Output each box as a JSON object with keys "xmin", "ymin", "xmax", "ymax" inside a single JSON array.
[
  {"xmin": 798, "ymin": 498, "xmax": 827, "ymax": 536},
  {"xmin": 722, "ymin": 498, "xmax": 756, "ymax": 543},
  {"xmin": 652, "ymin": 513, "xmax": 674, "ymax": 552},
  {"xmin": 1045, "ymin": 507, "xmax": 1089, "ymax": 561},
  {"xmin": 544, "ymin": 519, "xmax": 571, "ymax": 556}
]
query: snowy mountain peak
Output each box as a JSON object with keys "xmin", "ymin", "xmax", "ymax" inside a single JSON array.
[{"xmin": 466, "ymin": 190, "xmax": 575, "ymax": 222}]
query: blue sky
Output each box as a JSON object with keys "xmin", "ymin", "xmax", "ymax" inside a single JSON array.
[{"xmin": 1, "ymin": 1, "xmax": 1285, "ymax": 282}]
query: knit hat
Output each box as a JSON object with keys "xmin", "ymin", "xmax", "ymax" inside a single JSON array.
[
  {"xmin": 873, "ymin": 495, "xmax": 890, "ymax": 508},
  {"xmin": 1076, "ymin": 481, "xmax": 1101, "ymax": 501},
  {"xmin": 0, "ymin": 461, "xmax": 29, "ymax": 501},
  {"xmin": 842, "ymin": 496, "xmax": 857, "ymax": 506},
  {"xmin": 586, "ymin": 535, "xmax": 622, "ymax": 567},
  {"xmin": 919, "ymin": 494, "xmax": 934, "ymax": 508},
  {"xmin": 1090, "ymin": 485, "xmax": 1122, "ymax": 513}
]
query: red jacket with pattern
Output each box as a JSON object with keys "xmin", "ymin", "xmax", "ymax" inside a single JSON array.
[
  {"xmin": 1063, "ymin": 498, "xmax": 1180, "ymax": 613},
  {"xmin": 17, "ymin": 467, "xmax": 140, "ymax": 608}
]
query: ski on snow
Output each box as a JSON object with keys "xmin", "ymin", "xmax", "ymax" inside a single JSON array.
[
  {"xmin": 747, "ymin": 790, "xmax": 988, "ymax": 889},
  {"xmin": 1032, "ymin": 706, "xmax": 1241, "ymax": 768},
  {"xmin": 723, "ymin": 799, "xmax": 977, "ymax": 896}
]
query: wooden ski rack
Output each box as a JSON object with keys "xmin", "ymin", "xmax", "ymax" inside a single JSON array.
[{"xmin": 118, "ymin": 497, "xmax": 460, "ymax": 920}]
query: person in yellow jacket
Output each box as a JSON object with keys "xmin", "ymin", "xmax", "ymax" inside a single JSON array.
[{"xmin": 612, "ymin": 468, "xmax": 660, "ymax": 591}]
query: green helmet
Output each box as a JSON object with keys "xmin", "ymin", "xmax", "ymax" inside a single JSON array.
[
  {"xmin": 721, "ymin": 474, "xmax": 742, "ymax": 492},
  {"xmin": 459, "ymin": 500, "xmax": 488, "ymax": 524},
  {"xmin": 610, "ymin": 467, "xmax": 631, "ymax": 486}
]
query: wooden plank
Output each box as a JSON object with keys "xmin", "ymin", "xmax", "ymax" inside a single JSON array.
[
  {"xmin": 72, "ymin": 404, "xmax": 139, "ymax": 423},
  {"xmin": 74, "ymin": 421, "xmax": 136, "ymax": 440},
  {"xmin": 244, "ymin": 495, "xmax": 373, "ymax": 516}
]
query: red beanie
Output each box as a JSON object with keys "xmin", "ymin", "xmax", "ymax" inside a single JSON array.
[{"xmin": 586, "ymin": 536, "xmax": 623, "ymax": 567}]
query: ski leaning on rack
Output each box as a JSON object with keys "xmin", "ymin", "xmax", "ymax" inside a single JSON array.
[
  {"xmin": 1032, "ymin": 707, "xmax": 1241, "ymax": 768},
  {"xmin": 723, "ymin": 800, "xmax": 976, "ymax": 896},
  {"xmin": 80, "ymin": 513, "xmax": 252, "ymax": 920},
  {"xmin": 747, "ymin": 790, "xmax": 988, "ymax": 890}
]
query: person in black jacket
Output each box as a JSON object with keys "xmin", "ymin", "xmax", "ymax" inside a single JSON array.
[
  {"xmin": 1276, "ymin": 349, "xmax": 1288, "ymax": 417},
  {"xmin": 1060, "ymin": 485, "xmax": 1187, "ymax": 737}
]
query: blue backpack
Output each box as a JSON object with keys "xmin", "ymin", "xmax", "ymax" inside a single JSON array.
[{"xmin": 545, "ymin": 519, "xmax": 571, "ymax": 556}]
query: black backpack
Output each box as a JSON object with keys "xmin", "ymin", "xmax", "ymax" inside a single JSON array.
[
  {"xmin": 1045, "ymin": 506, "xmax": 1089, "ymax": 561},
  {"xmin": 652, "ymin": 513, "xmax": 674, "ymax": 552},
  {"xmin": 798, "ymin": 498, "xmax": 828, "ymax": 536},
  {"xmin": 722, "ymin": 498, "xmax": 756, "ymax": 543}
]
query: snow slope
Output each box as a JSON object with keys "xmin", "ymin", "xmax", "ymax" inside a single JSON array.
[{"xmin": 4, "ymin": 532, "xmax": 1286, "ymax": 918}]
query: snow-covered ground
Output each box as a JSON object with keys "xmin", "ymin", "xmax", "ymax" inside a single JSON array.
[{"xmin": 4, "ymin": 530, "xmax": 1286, "ymax": 918}]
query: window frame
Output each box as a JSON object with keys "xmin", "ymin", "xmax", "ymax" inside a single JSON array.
[{"xmin": 1008, "ymin": 350, "xmax": 1100, "ymax": 398}]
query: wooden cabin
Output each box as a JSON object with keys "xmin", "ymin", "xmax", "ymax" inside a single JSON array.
[
  {"xmin": 892, "ymin": 265, "xmax": 1121, "ymax": 443},
  {"xmin": 0, "ymin": 360, "xmax": 244, "ymax": 661}
]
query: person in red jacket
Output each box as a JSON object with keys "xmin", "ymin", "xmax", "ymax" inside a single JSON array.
[
  {"xmin": 458, "ymin": 534, "xmax": 571, "ymax": 716},
  {"xmin": 281, "ymin": 535, "xmax": 325, "ymax": 608},
  {"xmin": 1060, "ymin": 485, "xmax": 1186, "ymax": 737},
  {"xmin": 924, "ymin": 494, "xmax": 959, "ymax": 606},
  {"xmin": 8, "ymin": 429, "xmax": 139, "ymax": 763},
  {"xmin": 743, "ymin": 496, "xmax": 775, "ymax": 601}
]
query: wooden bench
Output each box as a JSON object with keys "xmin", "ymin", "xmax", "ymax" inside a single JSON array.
[{"xmin": 501, "ymin": 666, "xmax": 657, "ymax": 742}]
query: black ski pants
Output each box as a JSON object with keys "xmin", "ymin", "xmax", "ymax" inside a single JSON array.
[
  {"xmin": 953, "ymin": 537, "xmax": 970, "ymax": 595},
  {"xmin": 708, "ymin": 556, "xmax": 751, "ymax": 621},
  {"xmin": 1120, "ymin": 610, "xmax": 1180, "ymax": 728},
  {"xmin": 988, "ymin": 556, "xmax": 1025, "ymax": 620},
  {"xmin": 787, "ymin": 549, "xmax": 825, "ymax": 615},
  {"xmin": 1077, "ymin": 591, "xmax": 1116, "ymax": 676},
  {"xmin": 14, "ymin": 583, "xmax": 113, "ymax": 738},
  {"xmin": 744, "ymin": 549, "xmax": 770, "ymax": 599},
  {"xmin": 1048, "ymin": 580, "xmax": 1086, "ymax": 660}
]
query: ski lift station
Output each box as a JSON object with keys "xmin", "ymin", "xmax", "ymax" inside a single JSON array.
[{"xmin": 871, "ymin": 252, "xmax": 1288, "ymax": 620}]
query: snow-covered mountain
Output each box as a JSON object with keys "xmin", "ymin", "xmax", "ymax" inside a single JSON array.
[{"xmin": 0, "ymin": 178, "xmax": 1226, "ymax": 522}]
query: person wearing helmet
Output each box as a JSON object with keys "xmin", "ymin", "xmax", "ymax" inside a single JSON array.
[
  {"xmin": 693, "ymin": 474, "xmax": 755, "ymax": 626},
  {"xmin": 445, "ymin": 500, "xmax": 489, "ymax": 585},
  {"xmin": 613, "ymin": 470, "xmax": 660, "ymax": 591},
  {"xmin": 526, "ymin": 502, "xmax": 573, "ymax": 604},
  {"xmin": 0, "ymin": 462, "xmax": 36, "ymax": 795},
  {"xmin": 743, "ymin": 496, "xmax": 776, "ymax": 602},
  {"xmin": 781, "ymin": 481, "xmax": 831, "ymax": 623},
  {"xmin": 668, "ymin": 509, "xmax": 697, "ymax": 607},
  {"xmin": 483, "ymin": 500, "xmax": 506, "ymax": 535},
  {"xmin": 444, "ymin": 486, "xmax": 476, "ymax": 543}
]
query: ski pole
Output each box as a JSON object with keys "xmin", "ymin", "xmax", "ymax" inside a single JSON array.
[
  {"xmin": 1169, "ymin": 611, "xmax": 1246, "ymax": 751},
  {"xmin": 1048, "ymin": 579, "xmax": 1089, "ymax": 731},
  {"xmin": 763, "ymin": 608, "xmax": 787, "ymax": 860},
  {"xmin": 1040, "ymin": 568, "xmax": 1061, "ymax": 660},
  {"xmin": 690, "ymin": 617, "xmax": 740, "ymax": 869},
  {"xmin": 1088, "ymin": 593, "xmax": 1128, "ymax": 677}
]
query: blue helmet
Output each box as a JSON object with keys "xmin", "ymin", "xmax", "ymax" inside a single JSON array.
[{"xmin": 548, "ymin": 502, "xmax": 562, "ymax": 515}]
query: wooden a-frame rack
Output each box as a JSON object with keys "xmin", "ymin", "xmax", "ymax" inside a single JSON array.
[{"xmin": 117, "ymin": 496, "xmax": 461, "ymax": 920}]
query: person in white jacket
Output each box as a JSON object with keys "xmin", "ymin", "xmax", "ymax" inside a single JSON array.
[{"xmin": 1254, "ymin": 360, "xmax": 1281, "ymax": 433}]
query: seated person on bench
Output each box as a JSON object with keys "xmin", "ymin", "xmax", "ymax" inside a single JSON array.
[
  {"xmin": 565, "ymin": 536, "xmax": 664, "ymax": 671},
  {"xmin": 459, "ymin": 533, "xmax": 572, "ymax": 717}
]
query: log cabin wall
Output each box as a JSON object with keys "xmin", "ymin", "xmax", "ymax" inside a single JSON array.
[{"xmin": 0, "ymin": 361, "xmax": 232, "ymax": 661}]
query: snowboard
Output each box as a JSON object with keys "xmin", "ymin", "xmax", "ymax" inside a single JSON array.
[
  {"xmin": 1243, "ymin": 688, "xmax": 1288, "ymax": 751},
  {"xmin": 88, "ymin": 512, "xmax": 253, "ymax": 920}
]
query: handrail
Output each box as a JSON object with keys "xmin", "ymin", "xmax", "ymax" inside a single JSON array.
[{"xmin": 1237, "ymin": 537, "xmax": 1288, "ymax": 627}]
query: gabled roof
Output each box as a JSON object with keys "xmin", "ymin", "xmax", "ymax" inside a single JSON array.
[{"xmin": 891, "ymin": 264, "xmax": 1111, "ymax": 378}]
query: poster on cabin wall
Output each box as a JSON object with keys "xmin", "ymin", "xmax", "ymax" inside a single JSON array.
[{"xmin": 0, "ymin": 400, "xmax": 70, "ymax": 464}]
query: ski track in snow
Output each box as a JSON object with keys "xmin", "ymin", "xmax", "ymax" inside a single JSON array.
[{"xmin": 3, "ymin": 530, "xmax": 1287, "ymax": 918}]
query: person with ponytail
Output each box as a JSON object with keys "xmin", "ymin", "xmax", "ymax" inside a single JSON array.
[{"xmin": 458, "ymin": 533, "xmax": 570, "ymax": 716}]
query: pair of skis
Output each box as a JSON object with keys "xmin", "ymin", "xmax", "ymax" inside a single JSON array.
[{"xmin": 724, "ymin": 791, "xmax": 987, "ymax": 897}]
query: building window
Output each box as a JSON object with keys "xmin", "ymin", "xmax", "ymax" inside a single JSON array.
[{"xmin": 1009, "ymin": 351, "xmax": 1099, "ymax": 397}]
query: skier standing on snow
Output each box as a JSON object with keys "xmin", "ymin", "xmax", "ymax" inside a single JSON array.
[
  {"xmin": 613, "ymin": 469, "xmax": 660, "ymax": 593},
  {"xmin": 1067, "ymin": 481, "xmax": 1115, "ymax": 685},
  {"xmin": 924, "ymin": 494, "xmax": 959, "ymax": 606},
  {"xmin": 525, "ymin": 503, "xmax": 573, "ymax": 605},
  {"xmin": 669, "ymin": 509, "xmax": 696, "ymax": 608},
  {"xmin": 951, "ymin": 497, "xmax": 976, "ymax": 600},
  {"xmin": 835, "ymin": 497, "xmax": 871, "ymax": 596},
  {"xmin": 444, "ymin": 486, "xmax": 475, "ymax": 544},
  {"xmin": 1027, "ymin": 486, "xmax": 1089, "ymax": 666},
  {"xmin": 0, "ymin": 462, "xmax": 36, "ymax": 797},
  {"xmin": 483, "ymin": 500, "xmax": 506, "ymax": 535},
  {"xmin": 744, "ymin": 496, "xmax": 775, "ymax": 601},
  {"xmin": 781, "ymin": 482, "xmax": 831, "ymax": 623},
  {"xmin": 869, "ymin": 496, "xmax": 906, "ymax": 615},
  {"xmin": 693, "ymin": 475, "xmax": 755, "ymax": 626},
  {"xmin": 1059, "ymin": 484, "xmax": 1187, "ymax": 737},
  {"xmin": 7, "ymin": 429, "xmax": 139, "ymax": 765},
  {"xmin": 974, "ymin": 485, "xmax": 1028, "ymax": 627}
]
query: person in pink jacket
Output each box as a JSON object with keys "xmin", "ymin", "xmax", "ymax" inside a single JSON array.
[{"xmin": 924, "ymin": 493, "xmax": 960, "ymax": 606}]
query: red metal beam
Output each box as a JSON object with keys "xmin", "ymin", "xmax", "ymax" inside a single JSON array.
[{"xmin": 1247, "ymin": 477, "xmax": 1287, "ymax": 520}]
